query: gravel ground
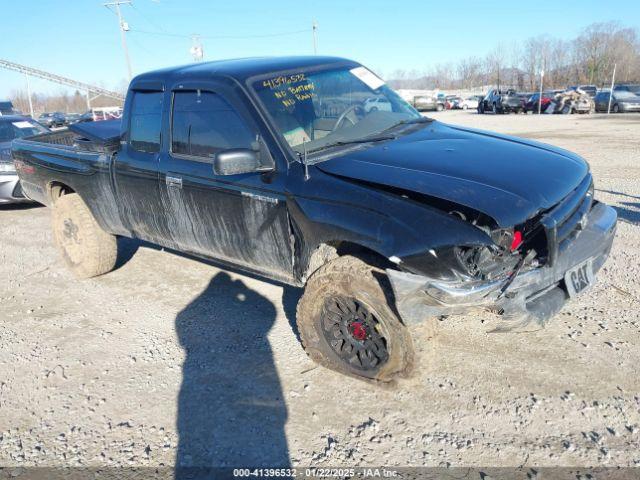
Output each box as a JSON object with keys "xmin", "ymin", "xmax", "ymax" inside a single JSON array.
[{"xmin": 0, "ymin": 111, "xmax": 639, "ymax": 470}]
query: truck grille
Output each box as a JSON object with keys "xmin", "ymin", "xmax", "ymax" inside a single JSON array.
[{"xmin": 540, "ymin": 174, "xmax": 594, "ymax": 266}]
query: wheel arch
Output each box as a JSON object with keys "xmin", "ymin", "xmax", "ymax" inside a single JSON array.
[
  {"xmin": 47, "ymin": 181, "xmax": 76, "ymax": 204},
  {"xmin": 301, "ymin": 240, "xmax": 395, "ymax": 283}
]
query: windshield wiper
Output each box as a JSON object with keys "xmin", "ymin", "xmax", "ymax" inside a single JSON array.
[
  {"xmin": 378, "ymin": 116, "xmax": 432, "ymax": 134},
  {"xmin": 305, "ymin": 134, "xmax": 397, "ymax": 155}
]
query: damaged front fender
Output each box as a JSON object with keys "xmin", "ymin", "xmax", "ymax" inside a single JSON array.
[
  {"xmin": 387, "ymin": 202, "xmax": 617, "ymax": 329},
  {"xmin": 287, "ymin": 162, "xmax": 496, "ymax": 282}
]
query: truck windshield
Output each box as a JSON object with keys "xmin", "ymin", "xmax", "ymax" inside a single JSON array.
[{"xmin": 252, "ymin": 66, "xmax": 423, "ymax": 155}]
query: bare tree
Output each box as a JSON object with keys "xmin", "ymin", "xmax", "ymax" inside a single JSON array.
[
  {"xmin": 10, "ymin": 88, "xmax": 122, "ymax": 116},
  {"xmin": 387, "ymin": 21, "xmax": 640, "ymax": 93}
]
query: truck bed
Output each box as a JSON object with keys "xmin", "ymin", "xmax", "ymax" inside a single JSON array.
[
  {"xmin": 11, "ymin": 121, "xmax": 122, "ymax": 213},
  {"xmin": 22, "ymin": 120, "xmax": 121, "ymax": 154}
]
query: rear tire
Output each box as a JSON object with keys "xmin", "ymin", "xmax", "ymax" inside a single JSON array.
[
  {"xmin": 296, "ymin": 255, "xmax": 414, "ymax": 383},
  {"xmin": 612, "ymin": 104, "xmax": 620, "ymax": 113},
  {"xmin": 51, "ymin": 193, "xmax": 117, "ymax": 278}
]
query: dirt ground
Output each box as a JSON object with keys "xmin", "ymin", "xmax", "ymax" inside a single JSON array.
[{"xmin": 1, "ymin": 111, "xmax": 639, "ymax": 470}]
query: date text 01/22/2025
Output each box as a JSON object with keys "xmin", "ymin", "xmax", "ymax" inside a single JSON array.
[{"xmin": 232, "ymin": 467, "xmax": 399, "ymax": 477}]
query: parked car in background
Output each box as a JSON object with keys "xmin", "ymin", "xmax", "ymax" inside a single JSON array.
[
  {"xmin": 447, "ymin": 96, "xmax": 464, "ymax": 109},
  {"xmin": 363, "ymin": 97, "xmax": 392, "ymax": 113},
  {"xmin": 594, "ymin": 90, "xmax": 640, "ymax": 113},
  {"xmin": 459, "ymin": 96, "xmax": 479, "ymax": 110},
  {"xmin": 38, "ymin": 112, "xmax": 66, "ymax": 128},
  {"xmin": 76, "ymin": 111, "xmax": 95, "ymax": 123},
  {"xmin": 73, "ymin": 107, "xmax": 124, "ymax": 123},
  {"xmin": 564, "ymin": 93, "xmax": 593, "ymax": 114},
  {"xmin": 524, "ymin": 92, "xmax": 555, "ymax": 113},
  {"xmin": 517, "ymin": 92, "xmax": 533, "ymax": 106},
  {"xmin": 443, "ymin": 95, "xmax": 455, "ymax": 109},
  {"xmin": 64, "ymin": 113, "xmax": 82, "ymax": 124},
  {"xmin": 413, "ymin": 95, "xmax": 438, "ymax": 111},
  {"xmin": 91, "ymin": 107, "xmax": 123, "ymax": 121},
  {"xmin": 0, "ymin": 115, "xmax": 49, "ymax": 203},
  {"xmin": 613, "ymin": 84, "xmax": 640, "ymax": 94},
  {"xmin": 0, "ymin": 100, "xmax": 17, "ymax": 115},
  {"xmin": 569, "ymin": 85, "xmax": 597, "ymax": 97},
  {"xmin": 479, "ymin": 89, "xmax": 524, "ymax": 114}
]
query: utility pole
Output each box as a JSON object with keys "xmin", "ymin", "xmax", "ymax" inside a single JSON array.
[
  {"xmin": 104, "ymin": 0, "xmax": 133, "ymax": 80},
  {"xmin": 607, "ymin": 63, "xmax": 616, "ymax": 115},
  {"xmin": 190, "ymin": 34, "xmax": 204, "ymax": 62},
  {"xmin": 312, "ymin": 20, "xmax": 318, "ymax": 55},
  {"xmin": 24, "ymin": 73, "xmax": 34, "ymax": 118},
  {"xmin": 538, "ymin": 69, "xmax": 544, "ymax": 115}
]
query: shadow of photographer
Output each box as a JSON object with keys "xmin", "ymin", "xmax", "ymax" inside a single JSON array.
[{"xmin": 175, "ymin": 272, "xmax": 290, "ymax": 477}]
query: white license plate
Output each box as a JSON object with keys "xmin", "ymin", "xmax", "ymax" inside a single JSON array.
[{"xmin": 564, "ymin": 258, "xmax": 594, "ymax": 297}]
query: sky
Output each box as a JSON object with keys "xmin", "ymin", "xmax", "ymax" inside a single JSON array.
[{"xmin": 1, "ymin": 0, "xmax": 639, "ymax": 98}]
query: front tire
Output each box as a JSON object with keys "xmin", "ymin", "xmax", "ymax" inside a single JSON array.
[
  {"xmin": 296, "ymin": 255, "xmax": 414, "ymax": 383},
  {"xmin": 51, "ymin": 193, "xmax": 117, "ymax": 278}
]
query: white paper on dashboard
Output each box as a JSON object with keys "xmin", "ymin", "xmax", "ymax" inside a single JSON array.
[
  {"xmin": 349, "ymin": 67, "xmax": 385, "ymax": 90},
  {"xmin": 12, "ymin": 121, "xmax": 33, "ymax": 129}
]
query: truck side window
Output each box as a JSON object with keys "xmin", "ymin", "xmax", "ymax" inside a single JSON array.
[
  {"xmin": 171, "ymin": 90, "xmax": 254, "ymax": 158},
  {"xmin": 130, "ymin": 91, "xmax": 163, "ymax": 153}
]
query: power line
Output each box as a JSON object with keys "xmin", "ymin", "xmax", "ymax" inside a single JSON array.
[
  {"xmin": 129, "ymin": 2, "xmax": 171, "ymax": 34},
  {"xmin": 129, "ymin": 27, "xmax": 311, "ymax": 40}
]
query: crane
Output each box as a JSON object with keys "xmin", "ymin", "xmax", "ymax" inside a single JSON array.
[{"xmin": 0, "ymin": 58, "xmax": 125, "ymax": 116}]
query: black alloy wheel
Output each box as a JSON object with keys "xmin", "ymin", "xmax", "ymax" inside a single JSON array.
[{"xmin": 320, "ymin": 296, "xmax": 389, "ymax": 372}]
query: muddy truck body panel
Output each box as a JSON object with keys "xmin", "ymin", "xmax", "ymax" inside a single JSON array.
[{"xmin": 12, "ymin": 56, "xmax": 617, "ymax": 330}]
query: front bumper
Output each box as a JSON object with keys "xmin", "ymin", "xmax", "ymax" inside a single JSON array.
[
  {"xmin": 0, "ymin": 174, "xmax": 31, "ymax": 204},
  {"xmin": 387, "ymin": 202, "xmax": 617, "ymax": 326}
]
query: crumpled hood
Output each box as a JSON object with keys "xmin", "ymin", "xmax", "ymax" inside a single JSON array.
[{"xmin": 315, "ymin": 121, "xmax": 588, "ymax": 227}]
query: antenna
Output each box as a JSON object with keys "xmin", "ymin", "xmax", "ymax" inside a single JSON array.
[
  {"xmin": 312, "ymin": 20, "xmax": 318, "ymax": 55},
  {"xmin": 303, "ymin": 140, "xmax": 310, "ymax": 180}
]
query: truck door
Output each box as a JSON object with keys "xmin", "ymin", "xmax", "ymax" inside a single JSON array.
[
  {"xmin": 157, "ymin": 86, "xmax": 294, "ymax": 281},
  {"xmin": 113, "ymin": 86, "xmax": 168, "ymax": 244}
]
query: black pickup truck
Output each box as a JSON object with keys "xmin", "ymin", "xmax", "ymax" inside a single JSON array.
[{"xmin": 12, "ymin": 56, "xmax": 617, "ymax": 383}]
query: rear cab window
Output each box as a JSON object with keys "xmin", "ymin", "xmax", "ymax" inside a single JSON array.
[{"xmin": 129, "ymin": 91, "xmax": 163, "ymax": 153}]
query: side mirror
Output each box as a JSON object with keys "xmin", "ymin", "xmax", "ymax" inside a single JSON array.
[{"xmin": 213, "ymin": 149, "xmax": 261, "ymax": 176}]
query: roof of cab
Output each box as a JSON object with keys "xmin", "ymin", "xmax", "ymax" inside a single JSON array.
[{"xmin": 131, "ymin": 56, "xmax": 359, "ymax": 86}]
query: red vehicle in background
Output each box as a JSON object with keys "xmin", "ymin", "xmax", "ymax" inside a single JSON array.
[
  {"xmin": 525, "ymin": 92, "xmax": 554, "ymax": 113},
  {"xmin": 76, "ymin": 107, "xmax": 123, "ymax": 123}
]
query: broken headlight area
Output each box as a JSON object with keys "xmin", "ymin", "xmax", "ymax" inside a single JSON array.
[{"xmin": 402, "ymin": 240, "xmax": 526, "ymax": 284}]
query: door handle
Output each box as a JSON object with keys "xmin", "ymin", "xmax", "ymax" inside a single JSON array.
[{"xmin": 166, "ymin": 175, "xmax": 183, "ymax": 189}]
